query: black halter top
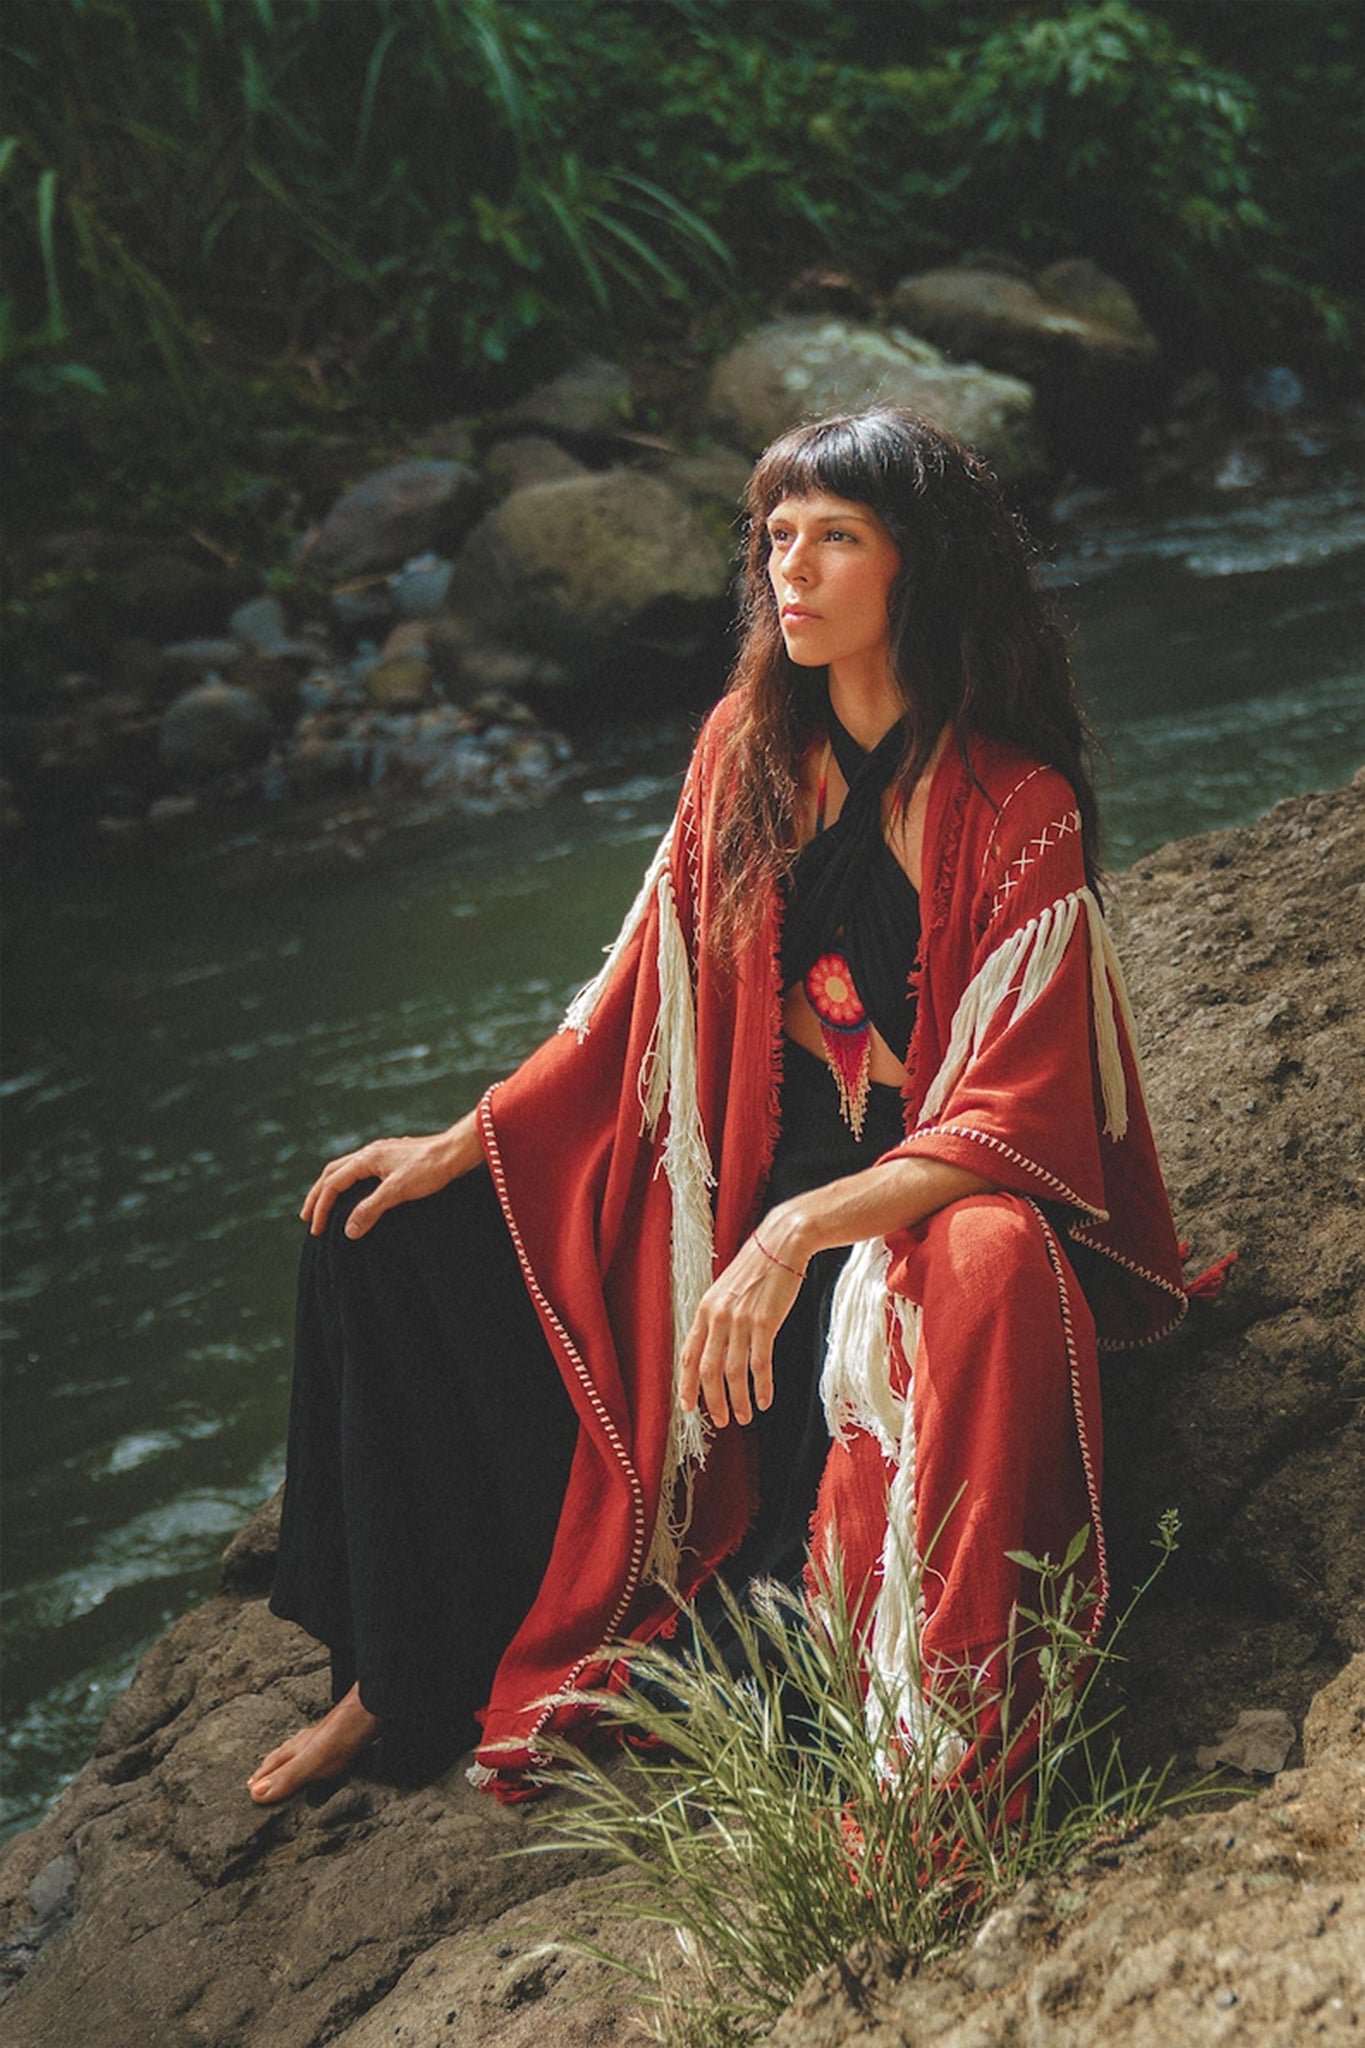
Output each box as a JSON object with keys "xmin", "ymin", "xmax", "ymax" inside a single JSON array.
[{"xmin": 779, "ymin": 701, "xmax": 922, "ymax": 1063}]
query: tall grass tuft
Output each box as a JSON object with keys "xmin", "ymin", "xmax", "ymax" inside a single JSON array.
[{"xmin": 526, "ymin": 1511, "xmax": 1200, "ymax": 2045}]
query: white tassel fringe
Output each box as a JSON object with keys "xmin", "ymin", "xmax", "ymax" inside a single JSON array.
[
  {"xmin": 919, "ymin": 887, "xmax": 1128, "ymax": 1141},
  {"xmin": 561, "ymin": 823, "xmax": 675, "ymax": 1041},
  {"xmin": 639, "ymin": 864, "xmax": 714, "ymax": 1594}
]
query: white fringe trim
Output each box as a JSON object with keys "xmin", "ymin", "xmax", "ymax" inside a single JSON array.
[
  {"xmin": 821, "ymin": 1237, "xmax": 910, "ymax": 1459},
  {"xmin": 867, "ymin": 1461, "xmax": 964, "ymax": 1778},
  {"xmin": 559, "ymin": 818, "xmax": 712, "ymax": 1593},
  {"xmin": 818, "ymin": 1244, "xmax": 965, "ymax": 1777},
  {"xmin": 560, "ymin": 822, "xmax": 675, "ymax": 1041},
  {"xmin": 918, "ymin": 886, "xmax": 1128, "ymax": 1141},
  {"xmin": 865, "ymin": 1432, "xmax": 925, "ymax": 1771},
  {"xmin": 638, "ymin": 863, "xmax": 715, "ymax": 1595},
  {"xmin": 1083, "ymin": 895, "xmax": 1134, "ymax": 1139}
]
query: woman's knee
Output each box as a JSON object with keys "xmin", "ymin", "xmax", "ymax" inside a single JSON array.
[
  {"xmin": 313, "ymin": 1177, "xmax": 381, "ymax": 1245},
  {"xmin": 896, "ymin": 1191, "xmax": 1057, "ymax": 1315},
  {"xmin": 304, "ymin": 1178, "xmax": 418, "ymax": 1283}
]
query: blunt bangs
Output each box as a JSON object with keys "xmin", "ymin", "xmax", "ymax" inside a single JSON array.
[{"xmin": 746, "ymin": 411, "xmax": 931, "ymax": 529}]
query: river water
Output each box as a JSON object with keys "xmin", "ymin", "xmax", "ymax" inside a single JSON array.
[{"xmin": 3, "ymin": 476, "xmax": 1362, "ymax": 1840}]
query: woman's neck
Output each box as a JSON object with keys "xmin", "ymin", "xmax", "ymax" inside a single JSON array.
[{"xmin": 827, "ymin": 663, "xmax": 905, "ymax": 752}]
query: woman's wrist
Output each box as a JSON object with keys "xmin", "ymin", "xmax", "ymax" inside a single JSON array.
[
  {"xmin": 436, "ymin": 1112, "xmax": 483, "ymax": 1178},
  {"xmin": 759, "ymin": 1199, "xmax": 822, "ymax": 1272}
]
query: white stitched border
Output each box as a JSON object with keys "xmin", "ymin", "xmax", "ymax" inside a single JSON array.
[
  {"xmin": 908, "ymin": 1123, "xmax": 1107, "ymax": 1218},
  {"xmin": 476, "ymin": 1091, "xmax": 649, "ymax": 1767},
  {"xmin": 976, "ymin": 765, "xmax": 1052, "ymax": 892}
]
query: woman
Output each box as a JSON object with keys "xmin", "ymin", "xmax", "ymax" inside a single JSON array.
[{"xmin": 248, "ymin": 408, "xmax": 1186, "ymax": 1809}]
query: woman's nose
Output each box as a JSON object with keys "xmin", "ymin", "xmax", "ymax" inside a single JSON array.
[{"xmin": 780, "ymin": 536, "xmax": 811, "ymax": 583}]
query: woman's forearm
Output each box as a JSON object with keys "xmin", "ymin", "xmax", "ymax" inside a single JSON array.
[{"xmin": 758, "ymin": 1153, "xmax": 995, "ymax": 1273}]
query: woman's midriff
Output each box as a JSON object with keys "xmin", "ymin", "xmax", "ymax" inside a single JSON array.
[{"xmin": 781, "ymin": 980, "xmax": 910, "ymax": 1089}]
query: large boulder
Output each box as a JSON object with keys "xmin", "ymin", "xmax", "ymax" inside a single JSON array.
[
  {"xmin": 442, "ymin": 468, "xmax": 733, "ymax": 686},
  {"xmin": 483, "ymin": 435, "xmax": 589, "ymax": 500},
  {"xmin": 768, "ymin": 1655, "xmax": 1365, "ymax": 2048},
  {"xmin": 0, "ymin": 777, "xmax": 1361, "ymax": 2046},
  {"xmin": 706, "ymin": 316, "xmax": 1045, "ymax": 483},
  {"xmin": 497, "ymin": 356, "xmax": 633, "ymax": 444},
  {"xmin": 303, "ymin": 460, "xmax": 482, "ymax": 581},
  {"xmin": 158, "ymin": 680, "xmax": 274, "ymax": 784},
  {"xmin": 888, "ymin": 258, "xmax": 1162, "ymax": 475}
]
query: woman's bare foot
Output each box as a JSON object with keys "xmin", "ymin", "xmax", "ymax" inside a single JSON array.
[{"xmin": 247, "ymin": 1683, "xmax": 381, "ymax": 1804}]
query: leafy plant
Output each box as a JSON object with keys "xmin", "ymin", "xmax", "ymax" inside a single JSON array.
[
  {"xmin": 1, "ymin": 0, "xmax": 1358, "ymax": 540},
  {"xmin": 526, "ymin": 1509, "xmax": 1211, "ymax": 2044}
]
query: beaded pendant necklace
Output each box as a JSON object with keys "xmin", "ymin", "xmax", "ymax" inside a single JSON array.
[{"xmin": 802, "ymin": 740, "xmax": 874, "ymax": 1138}]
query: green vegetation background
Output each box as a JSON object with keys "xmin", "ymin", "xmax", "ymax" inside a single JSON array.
[{"xmin": 2, "ymin": 0, "xmax": 1360, "ymax": 540}]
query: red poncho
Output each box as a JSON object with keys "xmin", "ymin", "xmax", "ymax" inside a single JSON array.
[{"xmin": 472, "ymin": 703, "xmax": 1185, "ymax": 1790}]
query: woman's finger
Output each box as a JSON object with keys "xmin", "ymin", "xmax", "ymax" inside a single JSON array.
[
  {"xmin": 722, "ymin": 1323, "xmax": 755, "ymax": 1427},
  {"xmin": 748, "ymin": 1325, "xmax": 776, "ymax": 1413},
  {"xmin": 342, "ymin": 1170, "xmax": 408, "ymax": 1239},
  {"xmin": 303, "ymin": 1149, "xmax": 381, "ymax": 1234},
  {"xmin": 694, "ymin": 1313, "xmax": 734, "ymax": 1429}
]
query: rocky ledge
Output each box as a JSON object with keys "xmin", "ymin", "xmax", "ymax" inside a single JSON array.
[{"xmin": 0, "ymin": 771, "xmax": 1361, "ymax": 2046}]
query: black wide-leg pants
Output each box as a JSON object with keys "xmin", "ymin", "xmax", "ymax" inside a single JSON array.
[
  {"xmin": 270, "ymin": 1167, "xmax": 580, "ymax": 1778},
  {"xmin": 270, "ymin": 1044, "xmax": 904, "ymax": 1780}
]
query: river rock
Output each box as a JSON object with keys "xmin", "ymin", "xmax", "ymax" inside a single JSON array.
[
  {"xmin": 228, "ymin": 595, "xmax": 291, "ymax": 654},
  {"xmin": 284, "ymin": 702, "xmax": 569, "ymax": 811},
  {"xmin": 662, "ymin": 443, "xmax": 753, "ymax": 517},
  {"xmin": 499, "ymin": 356, "xmax": 633, "ymax": 443},
  {"xmin": 160, "ymin": 637, "xmax": 246, "ymax": 679},
  {"xmin": 443, "ymin": 468, "xmax": 733, "ymax": 682},
  {"xmin": 328, "ymin": 581, "xmax": 397, "ymax": 637},
  {"xmin": 888, "ymin": 258, "xmax": 1161, "ymax": 474},
  {"xmin": 1195, "ymin": 1707, "xmax": 1298, "ymax": 1777},
  {"xmin": 483, "ymin": 435, "xmax": 589, "ymax": 499},
  {"xmin": 158, "ymin": 681, "xmax": 274, "ymax": 783},
  {"xmin": 304, "ymin": 461, "xmax": 482, "ymax": 580},
  {"xmin": 362, "ymin": 654, "xmax": 435, "ymax": 710},
  {"xmin": 706, "ymin": 317, "xmax": 1045, "ymax": 482},
  {"xmin": 1, "ymin": 777, "xmax": 1361, "ymax": 2044},
  {"xmin": 388, "ymin": 554, "xmax": 454, "ymax": 619}
]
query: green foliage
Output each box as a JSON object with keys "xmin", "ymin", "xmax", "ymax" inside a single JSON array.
[
  {"xmin": 0, "ymin": 0, "xmax": 1358, "ymax": 530},
  {"xmin": 0, "ymin": 0, "xmax": 733, "ymax": 402},
  {"xmin": 527, "ymin": 1511, "xmax": 1211, "ymax": 2044}
]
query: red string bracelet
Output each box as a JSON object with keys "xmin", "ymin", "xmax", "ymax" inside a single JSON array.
[{"xmin": 751, "ymin": 1230, "xmax": 807, "ymax": 1281}]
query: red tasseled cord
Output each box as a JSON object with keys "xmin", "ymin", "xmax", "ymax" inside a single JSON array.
[{"xmin": 1179, "ymin": 1241, "xmax": 1239, "ymax": 1302}]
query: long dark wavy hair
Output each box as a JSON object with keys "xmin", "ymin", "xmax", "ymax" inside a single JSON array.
[{"xmin": 708, "ymin": 407, "xmax": 1101, "ymax": 960}]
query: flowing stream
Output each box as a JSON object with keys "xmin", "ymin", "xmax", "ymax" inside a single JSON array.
[{"xmin": 3, "ymin": 477, "xmax": 1362, "ymax": 1839}]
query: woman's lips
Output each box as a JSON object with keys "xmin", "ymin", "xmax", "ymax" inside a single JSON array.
[{"xmin": 782, "ymin": 604, "xmax": 820, "ymax": 620}]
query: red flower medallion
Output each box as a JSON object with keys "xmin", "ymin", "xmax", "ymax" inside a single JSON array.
[
  {"xmin": 805, "ymin": 952, "xmax": 867, "ymax": 1032},
  {"xmin": 804, "ymin": 948, "xmax": 872, "ymax": 1136}
]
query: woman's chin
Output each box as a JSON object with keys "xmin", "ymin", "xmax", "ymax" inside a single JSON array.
[{"xmin": 780, "ymin": 639, "xmax": 827, "ymax": 669}]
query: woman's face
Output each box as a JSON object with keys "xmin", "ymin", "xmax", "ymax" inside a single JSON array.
[{"xmin": 764, "ymin": 492, "xmax": 901, "ymax": 680}]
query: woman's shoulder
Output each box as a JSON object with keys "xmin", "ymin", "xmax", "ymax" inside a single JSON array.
[
  {"xmin": 695, "ymin": 690, "xmax": 745, "ymax": 753},
  {"xmin": 935, "ymin": 736, "xmax": 1085, "ymax": 915},
  {"xmin": 680, "ymin": 690, "xmax": 748, "ymax": 803},
  {"xmin": 962, "ymin": 734, "xmax": 1078, "ymax": 818}
]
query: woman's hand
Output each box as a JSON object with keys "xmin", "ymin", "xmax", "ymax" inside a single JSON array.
[
  {"xmin": 678, "ymin": 1153, "xmax": 999, "ymax": 1428},
  {"xmin": 301, "ymin": 1110, "xmax": 483, "ymax": 1239},
  {"xmin": 679, "ymin": 1212, "xmax": 809, "ymax": 1428}
]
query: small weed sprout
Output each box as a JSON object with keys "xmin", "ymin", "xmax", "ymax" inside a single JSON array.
[{"xmin": 523, "ymin": 1509, "xmax": 1198, "ymax": 2044}]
